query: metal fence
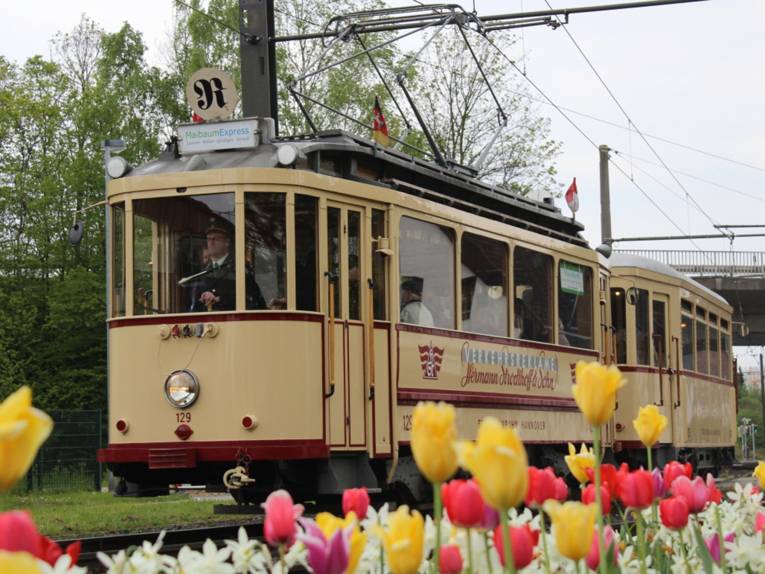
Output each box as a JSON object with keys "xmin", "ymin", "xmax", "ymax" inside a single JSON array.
[
  {"xmin": 615, "ymin": 250, "xmax": 765, "ymax": 277},
  {"xmin": 25, "ymin": 410, "xmax": 102, "ymax": 491}
]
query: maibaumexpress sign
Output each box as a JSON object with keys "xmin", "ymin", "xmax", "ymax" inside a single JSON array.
[{"xmin": 178, "ymin": 119, "xmax": 259, "ymax": 155}]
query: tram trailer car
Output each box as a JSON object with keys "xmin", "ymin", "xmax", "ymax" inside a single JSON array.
[
  {"xmin": 97, "ymin": 118, "xmax": 735, "ymax": 499},
  {"xmin": 607, "ymin": 253, "xmax": 736, "ymax": 472}
]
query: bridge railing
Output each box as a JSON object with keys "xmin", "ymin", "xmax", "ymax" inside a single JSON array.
[{"xmin": 615, "ymin": 250, "xmax": 765, "ymax": 277}]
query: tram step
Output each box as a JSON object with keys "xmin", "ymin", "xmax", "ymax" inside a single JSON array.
[{"xmin": 148, "ymin": 448, "xmax": 197, "ymax": 469}]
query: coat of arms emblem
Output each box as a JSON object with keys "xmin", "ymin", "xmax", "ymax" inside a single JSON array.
[{"xmin": 418, "ymin": 342, "xmax": 445, "ymax": 380}]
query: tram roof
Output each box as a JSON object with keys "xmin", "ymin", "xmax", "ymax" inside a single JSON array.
[
  {"xmin": 610, "ymin": 253, "xmax": 729, "ymax": 308},
  {"xmin": 134, "ymin": 128, "xmax": 588, "ymax": 247}
]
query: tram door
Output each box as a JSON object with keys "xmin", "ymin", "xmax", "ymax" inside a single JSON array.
[
  {"xmin": 326, "ymin": 204, "xmax": 367, "ymax": 449},
  {"xmin": 651, "ymin": 293, "xmax": 673, "ymax": 442}
]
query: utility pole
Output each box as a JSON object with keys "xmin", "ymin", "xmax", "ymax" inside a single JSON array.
[
  {"xmin": 599, "ymin": 144, "xmax": 612, "ymax": 245},
  {"xmin": 240, "ymin": 0, "xmax": 278, "ymax": 131}
]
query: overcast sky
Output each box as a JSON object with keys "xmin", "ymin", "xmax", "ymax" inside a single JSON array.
[{"xmin": 2, "ymin": 0, "xmax": 764, "ymax": 366}]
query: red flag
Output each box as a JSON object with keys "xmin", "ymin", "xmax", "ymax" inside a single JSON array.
[
  {"xmin": 372, "ymin": 96, "xmax": 389, "ymax": 146},
  {"xmin": 565, "ymin": 177, "xmax": 579, "ymax": 214},
  {"xmin": 191, "ymin": 112, "xmax": 204, "ymax": 124}
]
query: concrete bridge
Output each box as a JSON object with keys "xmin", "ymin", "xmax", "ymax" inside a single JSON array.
[{"xmin": 615, "ymin": 250, "xmax": 765, "ymax": 346}]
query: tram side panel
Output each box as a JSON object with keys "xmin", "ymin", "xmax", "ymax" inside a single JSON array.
[
  {"xmin": 395, "ymin": 326, "xmax": 596, "ymax": 446},
  {"xmin": 680, "ymin": 374, "xmax": 736, "ymax": 448}
]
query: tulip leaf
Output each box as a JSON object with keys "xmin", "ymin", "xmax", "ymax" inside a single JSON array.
[{"xmin": 691, "ymin": 524, "xmax": 715, "ymax": 574}]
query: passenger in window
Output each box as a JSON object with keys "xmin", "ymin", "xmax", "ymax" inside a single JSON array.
[
  {"xmin": 514, "ymin": 299, "xmax": 527, "ymax": 338},
  {"xmin": 400, "ymin": 276, "xmax": 434, "ymax": 326}
]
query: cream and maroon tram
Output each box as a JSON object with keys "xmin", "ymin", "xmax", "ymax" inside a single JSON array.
[
  {"xmin": 607, "ymin": 253, "xmax": 735, "ymax": 472},
  {"xmin": 96, "ymin": 118, "xmax": 734, "ymax": 498}
]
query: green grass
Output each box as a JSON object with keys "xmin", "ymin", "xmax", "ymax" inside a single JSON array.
[{"xmin": 0, "ymin": 491, "xmax": 249, "ymax": 539}]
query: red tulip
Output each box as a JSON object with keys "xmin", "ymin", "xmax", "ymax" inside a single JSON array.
[
  {"xmin": 705, "ymin": 474, "xmax": 722, "ymax": 505},
  {"xmin": 439, "ymin": 545, "xmax": 463, "ymax": 574},
  {"xmin": 659, "ymin": 496, "xmax": 689, "ymax": 530},
  {"xmin": 662, "ymin": 461, "xmax": 693, "ymax": 490},
  {"xmin": 39, "ymin": 536, "xmax": 81, "ymax": 567},
  {"xmin": 671, "ymin": 476, "xmax": 710, "ymax": 513},
  {"xmin": 554, "ymin": 476, "xmax": 569, "ymax": 501},
  {"xmin": 755, "ymin": 511, "xmax": 765, "ymax": 533},
  {"xmin": 585, "ymin": 464, "xmax": 622, "ymax": 500},
  {"xmin": 493, "ymin": 524, "xmax": 537, "ymax": 570},
  {"xmin": 581, "ymin": 483, "xmax": 611, "ymax": 515},
  {"xmin": 262, "ymin": 489, "xmax": 304, "ymax": 547},
  {"xmin": 342, "ymin": 487, "xmax": 370, "ymax": 520},
  {"xmin": 525, "ymin": 467, "xmax": 557, "ymax": 507},
  {"xmin": 617, "ymin": 469, "xmax": 654, "ymax": 509},
  {"xmin": 585, "ymin": 525, "xmax": 618, "ymax": 571},
  {"xmin": 0, "ymin": 511, "xmax": 42, "ymax": 557},
  {"xmin": 442, "ymin": 479, "xmax": 485, "ymax": 528}
]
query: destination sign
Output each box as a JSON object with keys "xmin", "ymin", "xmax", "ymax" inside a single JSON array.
[{"xmin": 177, "ymin": 119, "xmax": 259, "ymax": 155}]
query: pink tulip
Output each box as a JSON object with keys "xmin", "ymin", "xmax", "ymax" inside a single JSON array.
[
  {"xmin": 439, "ymin": 545, "xmax": 463, "ymax": 574},
  {"xmin": 262, "ymin": 490, "xmax": 304, "ymax": 547},
  {"xmin": 662, "ymin": 461, "xmax": 693, "ymax": 491},
  {"xmin": 651, "ymin": 468, "xmax": 666, "ymax": 498},
  {"xmin": 442, "ymin": 479, "xmax": 486, "ymax": 528},
  {"xmin": 298, "ymin": 518, "xmax": 350, "ymax": 574},
  {"xmin": 493, "ymin": 524, "xmax": 538, "ymax": 570},
  {"xmin": 586, "ymin": 525, "xmax": 618, "ymax": 571},
  {"xmin": 705, "ymin": 531, "xmax": 735, "ymax": 565},
  {"xmin": 342, "ymin": 487, "xmax": 370, "ymax": 520},
  {"xmin": 671, "ymin": 476, "xmax": 710, "ymax": 513},
  {"xmin": 0, "ymin": 511, "xmax": 43, "ymax": 557},
  {"xmin": 755, "ymin": 511, "xmax": 765, "ymax": 533},
  {"xmin": 480, "ymin": 504, "xmax": 500, "ymax": 530}
]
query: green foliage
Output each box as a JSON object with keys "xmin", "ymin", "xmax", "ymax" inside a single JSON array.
[{"xmin": 0, "ymin": 16, "xmax": 181, "ymax": 411}]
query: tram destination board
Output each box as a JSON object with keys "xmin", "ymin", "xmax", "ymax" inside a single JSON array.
[{"xmin": 177, "ymin": 118, "xmax": 260, "ymax": 155}]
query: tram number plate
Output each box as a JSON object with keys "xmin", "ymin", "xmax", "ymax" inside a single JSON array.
[
  {"xmin": 176, "ymin": 412, "xmax": 191, "ymax": 423},
  {"xmin": 402, "ymin": 414, "xmax": 412, "ymax": 432}
]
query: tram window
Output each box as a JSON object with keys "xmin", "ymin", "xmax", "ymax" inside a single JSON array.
[
  {"xmin": 371, "ymin": 209, "xmax": 387, "ymax": 320},
  {"xmin": 327, "ymin": 207, "xmax": 342, "ymax": 318},
  {"xmin": 133, "ymin": 193, "xmax": 236, "ymax": 314},
  {"xmin": 557, "ymin": 260, "xmax": 593, "ymax": 349},
  {"xmin": 610, "ymin": 288, "xmax": 627, "ymax": 363},
  {"xmin": 461, "ymin": 234, "xmax": 508, "ymax": 337},
  {"xmin": 111, "ymin": 203, "xmax": 125, "ymax": 318},
  {"xmin": 295, "ymin": 195, "xmax": 318, "ymax": 311},
  {"xmin": 348, "ymin": 211, "xmax": 361, "ymax": 321},
  {"xmin": 513, "ymin": 247, "xmax": 553, "ymax": 343},
  {"xmin": 652, "ymin": 300, "xmax": 668, "ymax": 368},
  {"xmin": 681, "ymin": 304, "xmax": 695, "ymax": 370},
  {"xmin": 709, "ymin": 313, "xmax": 719, "ymax": 377},
  {"xmin": 244, "ymin": 193, "xmax": 285, "ymax": 310},
  {"xmin": 721, "ymin": 319, "xmax": 731, "ymax": 380},
  {"xmin": 696, "ymin": 307, "xmax": 708, "ymax": 374},
  {"xmin": 635, "ymin": 289, "xmax": 650, "ymax": 365},
  {"xmin": 399, "ymin": 217, "xmax": 455, "ymax": 329}
]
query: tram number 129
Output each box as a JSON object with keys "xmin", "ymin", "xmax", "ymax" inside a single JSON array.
[{"xmin": 176, "ymin": 412, "xmax": 191, "ymax": 423}]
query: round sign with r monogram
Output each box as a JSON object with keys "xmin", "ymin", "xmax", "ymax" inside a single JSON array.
[{"xmin": 186, "ymin": 68, "xmax": 239, "ymax": 121}]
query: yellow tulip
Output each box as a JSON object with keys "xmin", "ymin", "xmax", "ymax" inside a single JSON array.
[
  {"xmin": 572, "ymin": 361, "xmax": 626, "ymax": 426},
  {"xmin": 457, "ymin": 417, "xmax": 528, "ymax": 510},
  {"xmin": 316, "ymin": 512, "xmax": 366, "ymax": 574},
  {"xmin": 754, "ymin": 461, "xmax": 765, "ymax": 490},
  {"xmin": 411, "ymin": 402, "xmax": 457, "ymax": 484},
  {"xmin": 0, "ymin": 386, "xmax": 53, "ymax": 491},
  {"xmin": 377, "ymin": 506, "xmax": 424, "ymax": 574},
  {"xmin": 543, "ymin": 500, "xmax": 597, "ymax": 561},
  {"xmin": 565, "ymin": 442, "xmax": 595, "ymax": 484},
  {"xmin": 0, "ymin": 550, "xmax": 41, "ymax": 573},
  {"xmin": 632, "ymin": 404, "xmax": 668, "ymax": 448}
]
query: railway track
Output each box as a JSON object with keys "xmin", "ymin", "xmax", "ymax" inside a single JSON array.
[{"xmin": 57, "ymin": 521, "xmax": 263, "ymax": 572}]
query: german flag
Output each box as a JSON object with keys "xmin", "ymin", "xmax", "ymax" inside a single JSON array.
[{"xmin": 372, "ymin": 96, "xmax": 389, "ymax": 147}]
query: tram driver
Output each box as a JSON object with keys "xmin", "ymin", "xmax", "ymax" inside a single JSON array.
[
  {"xmin": 400, "ymin": 276, "xmax": 434, "ymax": 327},
  {"xmin": 189, "ymin": 224, "xmax": 235, "ymax": 311}
]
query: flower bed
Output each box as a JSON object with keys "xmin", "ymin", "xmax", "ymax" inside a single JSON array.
[{"xmin": 1, "ymin": 364, "xmax": 764, "ymax": 573}]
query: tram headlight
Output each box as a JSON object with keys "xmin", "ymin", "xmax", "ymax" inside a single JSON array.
[{"xmin": 164, "ymin": 370, "xmax": 200, "ymax": 408}]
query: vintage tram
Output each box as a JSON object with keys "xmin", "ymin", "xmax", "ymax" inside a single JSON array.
[{"xmin": 96, "ymin": 116, "xmax": 735, "ymax": 499}]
